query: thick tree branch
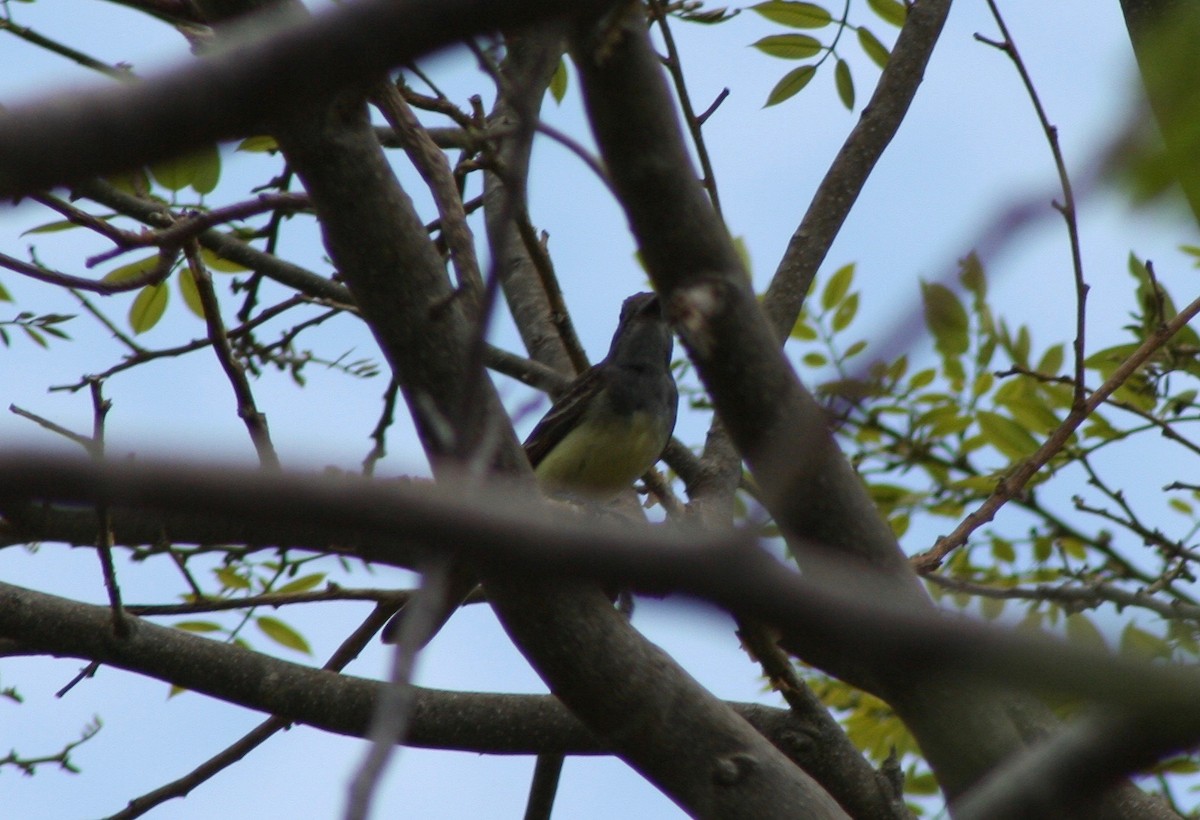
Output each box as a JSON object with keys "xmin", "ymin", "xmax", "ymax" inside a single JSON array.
[
  {"xmin": 0, "ymin": 0, "xmax": 614, "ymax": 197},
  {"xmin": 0, "ymin": 577, "xmax": 854, "ymax": 799}
]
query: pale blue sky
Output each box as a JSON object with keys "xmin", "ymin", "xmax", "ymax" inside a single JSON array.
[{"xmin": 1, "ymin": 1, "xmax": 1195, "ymax": 817}]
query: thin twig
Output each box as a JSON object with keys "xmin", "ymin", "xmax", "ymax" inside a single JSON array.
[
  {"xmin": 979, "ymin": 0, "xmax": 1089, "ymax": 407},
  {"xmin": 185, "ymin": 245, "xmax": 281, "ymax": 470},
  {"xmin": 647, "ymin": 0, "xmax": 723, "ymax": 221},
  {"xmin": 88, "ymin": 380, "xmax": 129, "ymax": 637}
]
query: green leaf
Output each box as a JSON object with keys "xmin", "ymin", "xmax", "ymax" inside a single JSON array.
[
  {"xmin": 821, "ymin": 263, "xmax": 854, "ymax": 310},
  {"xmin": 834, "ymin": 58, "xmax": 854, "ymax": 109},
  {"xmin": 257, "ymin": 616, "xmax": 312, "ymax": 655},
  {"xmin": 150, "ymin": 145, "xmax": 221, "ymax": 194},
  {"xmin": 977, "ymin": 410, "xmax": 1040, "ymax": 460},
  {"xmin": 103, "ymin": 253, "xmax": 162, "ymax": 285},
  {"xmin": 997, "ymin": 391, "xmax": 1060, "ymax": 435},
  {"xmin": 844, "ymin": 339, "xmax": 867, "ymax": 358},
  {"xmin": 1120, "ymin": 623, "xmax": 1171, "ymax": 660},
  {"xmin": 921, "ymin": 281, "xmax": 969, "ymax": 357},
  {"xmin": 751, "ymin": 33, "xmax": 823, "ymax": 59},
  {"xmin": 791, "ymin": 314, "xmax": 818, "ymax": 340},
  {"xmin": 867, "ymin": 0, "xmax": 907, "ymax": 27},
  {"xmin": 991, "ymin": 538, "xmax": 1016, "ymax": 563},
  {"xmin": 20, "ymin": 219, "xmax": 83, "ymax": 236},
  {"xmin": 237, "ymin": 135, "xmax": 279, "ymax": 153},
  {"xmin": 1169, "ymin": 497, "xmax": 1193, "ymax": 515},
  {"xmin": 175, "ymin": 620, "xmax": 222, "ymax": 633},
  {"xmin": 750, "ymin": 1, "xmax": 832, "ymax": 28},
  {"xmin": 802, "ymin": 351, "xmax": 828, "ymax": 367},
  {"xmin": 765, "ymin": 64, "xmax": 817, "ymax": 106},
  {"xmin": 23, "ymin": 326, "xmax": 47, "ymax": 348},
  {"xmin": 0, "ymin": 280, "xmax": 10, "ymax": 302},
  {"xmin": 178, "ymin": 270, "xmax": 205, "ymax": 318},
  {"xmin": 959, "ymin": 252, "xmax": 986, "ymax": 300},
  {"xmin": 831, "ymin": 292, "xmax": 859, "ymax": 331},
  {"xmin": 191, "ymin": 144, "xmax": 222, "ymax": 194},
  {"xmin": 129, "ymin": 283, "xmax": 168, "ymax": 334},
  {"xmin": 199, "ymin": 247, "xmax": 251, "ymax": 273},
  {"xmin": 276, "ymin": 573, "xmax": 327, "ymax": 594},
  {"xmin": 909, "ymin": 368, "xmax": 936, "ymax": 389},
  {"xmin": 1035, "ymin": 344, "xmax": 1064, "ymax": 376},
  {"xmin": 972, "ymin": 371, "xmax": 994, "ymax": 398},
  {"xmin": 214, "ymin": 565, "xmax": 251, "ymax": 591},
  {"xmin": 856, "ymin": 27, "xmax": 890, "ymax": 69},
  {"xmin": 549, "ymin": 58, "xmax": 568, "ymax": 104}
]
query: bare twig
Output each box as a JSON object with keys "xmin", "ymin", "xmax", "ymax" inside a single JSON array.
[
  {"xmin": 185, "ymin": 246, "xmax": 280, "ymax": 470},
  {"xmin": 979, "ymin": 0, "xmax": 1089, "ymax": 407}
]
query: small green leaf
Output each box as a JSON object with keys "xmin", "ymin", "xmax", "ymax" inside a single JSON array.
[
  {"xmin": 959, "ymin": 252, "xmax": 986, "ymax": 299},
  {"xmin": 23, "ymin": 326, "xmax": 47, "ymax": 348},
  {"xmin": 129, "ymin": 283, "xmax": 168, "ymax": 334},
  {"xmin": 21, "ymin": 219, "xmax": 83, "ymax": 236},
  {"xmin": 972, "ymin": 371, "xmax": 994, "ymax": 398},
  {"xmin": 831, "ymin": 292, "xmax": 859, "ymax": 331},
  {"xmin": 921, "ymin": 281, "xmax": 969, "ymax": 357},
  {"xmin": 991, "ymin": 538, "xmax": 1016, "ymax": 563},
  {"xmin": 750, "ymin": 1, "xmax": 832, "ymax": 28},
  {"xmin": 103, "ymin": 253, "xmax": 162, "ymax": 285},
  {"xmin": 856, "ymin": 27, "xmax": 890, "ymax": 69},
  {"xmin": 821, "ymin": 262, "xmax": 854, "ymax": 310},
  {"xmin": 191, "ymin": 144, "xmax": 222, "ymax": 195},
  {"xmin": 175, "ymin": 620, "xmax": 222, "ymax": 633},
  {"xmin": 257, "ymin": 616, "xmax": 312, "ymax": 655},
  {"xmin": 834, "ymin": 59, "xmax": 854, "ymax": 109},
  {"xmin": 765, "ymin": 64, "xmax": 817, "ymax": 106},
  {"xmin": 977, "ymin": 410, "xmax": 1039, "ymax": 460},
  {"xmin": 150, "ymin": 145, "xmax": 221, "ymax": 194},
  {"xmin": 214, "ymin": 566, "xmax": 251, "ymax": 591},
  {"xmin": 237, "ymin": 136, "xmax": 279, "ymax": 153},
  {"xmin": 0, "ymin": 280, "xmax": 10, "ymax": 302},
  {"xmin": 844, "ymin": 339, "xmax": 867, "ymax": 358},
  {"xmin": 549, "ymin": 58, "xmax": 568, "ymax": 104},
  {"xmin": 178, "ymin": 270, "xmax": 205, "ymax": 318},
  {"xmin": 1035, "ymin": 344, "xmax": 1064, "ymax": 375},
  {"xmin": 199, "ymin": 247, "xmax": 251, "ymax": 273},
  {"xmin": 791, "ymin": 314, "xmax": 818, "ymax": 340},
  {"xmin": 909, "ymin": 368, "xmax": 936, "ymax": 389},
  {"xmin": 1169, "ymin": 497, "xmax": 1193, "ymax": 515},
  {"xmin": 751, "ymin": 33, "xmax": 822, "ymax": 59},
  {"xmin": 276, "ymin": 573, "xmax": 327, "ymax": 594},
  {"xmin": 802, "ymin": 351, "xmax": 828, "ymax": 367},
  {"xmin": 867, "ymin": 0, "xmax": 907, "ymax": 27}
]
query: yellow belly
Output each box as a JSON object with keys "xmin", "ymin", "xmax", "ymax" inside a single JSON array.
[{"xmin": 534, "ymin": 411, "xmax": 668, "ymax": 500}]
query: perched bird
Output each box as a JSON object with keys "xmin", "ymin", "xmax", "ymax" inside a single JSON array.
[
  {"xmin": 524, "ymin": 291, "xmax": 678, "ymax": 501},
  {"xmin": 381, "ymin": 291, "xmax": 678, "ymax": 643}
]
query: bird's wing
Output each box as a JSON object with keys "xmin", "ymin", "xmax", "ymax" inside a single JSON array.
[{"xmin": 522, "ymin": 364, "xmax": 604, "ymax": 469}]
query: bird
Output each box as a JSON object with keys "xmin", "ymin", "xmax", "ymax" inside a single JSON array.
[
  {"xmin": 523, "ymin": 291, "xmax": 678, "ymax": 502},
  {"xmin": 381, "ymin": 291, "xmax": 678, "ymax": 643}
]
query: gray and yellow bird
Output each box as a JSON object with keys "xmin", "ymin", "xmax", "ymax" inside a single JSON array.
[{"xmin": 382, "ymin": 292, "xmax": 677, "ymax": 644}]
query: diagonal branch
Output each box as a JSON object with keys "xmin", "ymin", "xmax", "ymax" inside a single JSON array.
[{"xmin": 0, "ymin": 0, "xmax": 614, "ymax": 198}]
